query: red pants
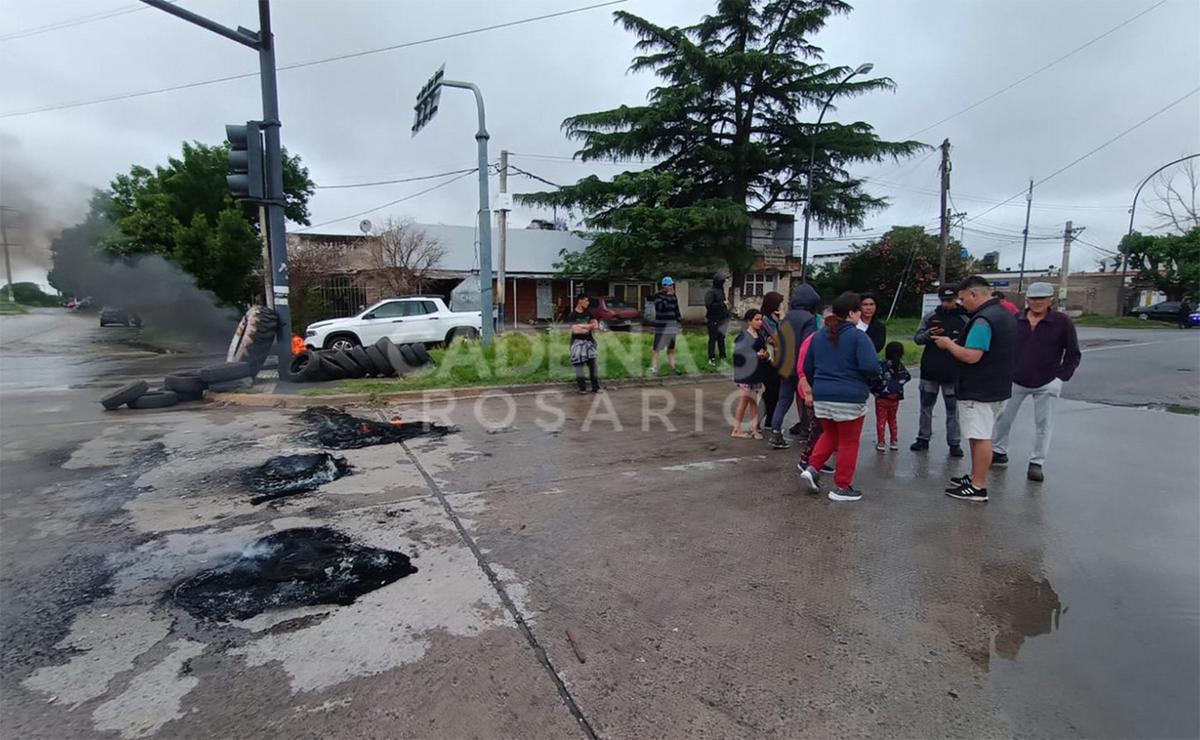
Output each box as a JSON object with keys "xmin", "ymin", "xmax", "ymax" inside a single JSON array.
[
  {"xmin": 808, "ymin": 415, "xmax": 866, "ymax": 489},
  {"xmin": 875, "ymin": 397, "xmax": 900, "ymax": 444}
]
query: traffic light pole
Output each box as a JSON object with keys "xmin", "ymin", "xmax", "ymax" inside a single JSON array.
[{"xmin": 140, "ymin": 0, "xmax": 292, "ymax": 374}]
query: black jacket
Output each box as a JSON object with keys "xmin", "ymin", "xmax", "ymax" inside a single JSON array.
[
  {"xmin": 704, "ymin": 279, "xmax": 729, "ymax": 322},
  {"xmin": 774, "ymin": 283, "xmax": 821, "ymax": 379},
  {"xmin": 914, "ymin": 305, "xmax": 969, "ymax": 384},
  {"xmin": 955, "ymin": 298, "xmax": 1018, "ymax": 403},
  {"xmin": 863, "ymin": 317, "xmax": 887, "ymax": 353}
]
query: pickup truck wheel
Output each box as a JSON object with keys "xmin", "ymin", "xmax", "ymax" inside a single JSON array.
[
  {"xmin": 445, "ymin": 327, "xmax": 478, "ymax": 344},
  {"xmin": 324, "ymin": 333, "xmax": 360, "ymax": 351}
]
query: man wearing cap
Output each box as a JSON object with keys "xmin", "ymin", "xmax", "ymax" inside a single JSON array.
[
  {"xmin": 911, "ymin": 286, "xmax": 969, "ymax": 457},
  {"xmin": 651, "ymin": 276, "xmax": 683, "ymax": 375},
  {"xmin": 991, "ymin": 282, "xmax": 1081, "ymax": 482}
]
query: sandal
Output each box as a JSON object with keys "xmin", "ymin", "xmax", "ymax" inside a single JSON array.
[
  {"xmin": 751, "ymin": 430, "xmax": 764, "ymax": 440},
  {"xmin": 730, "ymin": 430, "xmax": 751, "ymax": 439}
]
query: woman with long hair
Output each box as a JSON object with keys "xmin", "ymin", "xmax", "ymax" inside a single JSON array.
[
  {"xmin": 758, "ymin": 291, "xmax": 785, "ymax": 432},
  {"xmin": 731, "ymin": 308, "xmax": 770, "ymax": 438},
  {"xmin": 799, "ymin": 292, "xmax": 881, "ymax": 502}
]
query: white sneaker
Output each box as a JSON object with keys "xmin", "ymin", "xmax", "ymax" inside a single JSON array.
[
  {"xmin": 875, "ymin": 443, "xmax": 886, "ymax": 452},
  {"xmin": 799, "ymin": 466, "xmax": 820, "ymax": 494}
]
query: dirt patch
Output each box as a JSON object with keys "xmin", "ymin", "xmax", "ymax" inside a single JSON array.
[
  {"xmin": 298, "ymin": 406, "xmax": 455, "ymax": 449},
  {"xmin": 172, "ymin": 527, "xmax": 418, "ymax": 622},
  {"xmin": 242, "ymin": 453, "xmax": 351, "ymax": 504}
]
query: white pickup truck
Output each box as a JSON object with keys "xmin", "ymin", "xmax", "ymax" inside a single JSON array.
[{"xmin": 304, "ymin": 296, "xmax": 482, "ymax": 351}]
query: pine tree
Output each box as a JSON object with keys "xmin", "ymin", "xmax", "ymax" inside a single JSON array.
[{"xmin": 520, "ymin": 0, "xmax": 927, "ymax": 282}]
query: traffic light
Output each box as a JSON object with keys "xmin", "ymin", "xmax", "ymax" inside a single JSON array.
[
  {"xmin": 225, "ymin": 122, "xmax": 265, "ymax": 201},
  {"xmin": 411, "ymin": 66, "xmax": 444, "ymax": 135}
]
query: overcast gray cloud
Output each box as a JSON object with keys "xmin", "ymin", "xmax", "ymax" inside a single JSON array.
[{"xmin": 2, "ymin": 0, "xmax": 1197, "ymax": 287}]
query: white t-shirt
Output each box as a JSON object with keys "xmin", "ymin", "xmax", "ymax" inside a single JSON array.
[{"xmin": 856, "ymin": 320, "xmax": 869, "ymax": 332}]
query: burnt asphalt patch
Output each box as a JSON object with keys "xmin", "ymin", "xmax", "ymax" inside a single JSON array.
[
  {"xmin": 298, "ymin": 406, "xmax": 456, "ymax": 449},
  {"xmin": 172, "ymin": 527, "xmax": 418, "ymax": 622},
  {"xmin": 242, "ymin": 453, "xmax": 351, "ymax": 505}
]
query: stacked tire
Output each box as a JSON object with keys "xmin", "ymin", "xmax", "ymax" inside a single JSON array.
[
  {"xmin": 99, "ymin": 362, "xmax": 255, "ymax": 411},
  {"xmin": 289, "ymin": 337, "xmax": 434, "ymax": 383}
]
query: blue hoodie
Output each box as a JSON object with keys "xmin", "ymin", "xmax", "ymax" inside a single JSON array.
[{"xmin": 803, "ymin": 322, "xmax": 880, "ymax": 404}]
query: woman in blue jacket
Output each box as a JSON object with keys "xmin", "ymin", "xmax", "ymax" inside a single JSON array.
[{"xmin": 799, "ymin": 292, "xmax": 881, "ymax": 502}]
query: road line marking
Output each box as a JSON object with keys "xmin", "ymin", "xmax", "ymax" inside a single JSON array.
[
  {"xmin": 1081, "ymin": 340, "xmax": 1165, "ymax": 353},
  {"xmin": 661, "ymin": 454, "xmax": 767, "ymax": 472}
]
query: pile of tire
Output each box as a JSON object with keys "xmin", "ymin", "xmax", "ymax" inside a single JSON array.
[
  {"xmin": 289, "ymin": 337, "xmax": 433, "ymax": 383},
  {"xmin": 99, "ymin": 362, "xmax": 256, "ymax": 411}
]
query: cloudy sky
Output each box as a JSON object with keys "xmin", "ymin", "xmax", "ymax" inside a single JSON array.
[{"xmin": 2, "ymin": 0, "xmax": 1197, "ymax": 287}]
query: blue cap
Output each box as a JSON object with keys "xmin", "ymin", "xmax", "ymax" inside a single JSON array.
[{"xmin": 661, "ymin": 276, "xmax": 674, "ymax": 286}]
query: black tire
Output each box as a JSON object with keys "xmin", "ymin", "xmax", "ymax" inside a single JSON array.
[
  {"xmin": 326, "ymin": 350, "xmax": 363, "ymax": 377},
  {"xmin": 410, "ymin": 343, "xmax": 433, "ymax": 366},
  {"xmin": 128, "ymin": 390, "xmax": 179, "ymax": 409},
  {"xmin": 100, "ymin": 380, "xmax": 149, "ymax": 410},
  {"xmin": 174, "ymin": 388, "xmax": 204, "ymax": 402},
  {"xmin": 399, "ymin": 344, "xmax": 419, "ymax": 367},
  {"xmin": 364, "ymin": 345, "xmax": 394, "ymax": 377},
  {"xmin": 384, "ymin": 342, "xmax": 413, "ymax": 375},
  {"xmin": 208, "ymin": 377, "xmax": 253, "ymax": 393},
  {"xmin": 164, "ymin": 371, "xmax": 206, "ymax": 395},
  {"xmin": 289, "ymin": 352, "xmax": 326, "ymax": 382},
  {"xmin": 445, "ymin": 326, "xmax": 479, "ymax": 344},
  {"xmin": 324, "ymin": 333, "xmax": 361, "ymax": 351},
  {"xmin": 317, "ymin": 352, "xmax": 351, "ymax": 380},
  {"xmin": 349, "ymin": 346, "xmax": 375, "ymax": 375},
  {"xmin": 200, "ymin": 362, "xmax": 252, "ymax": 383}
]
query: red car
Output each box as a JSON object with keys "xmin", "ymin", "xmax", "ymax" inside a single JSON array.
[{"xmin": 588, "ymin": 297, "xmax": 640, "ymax": 330}]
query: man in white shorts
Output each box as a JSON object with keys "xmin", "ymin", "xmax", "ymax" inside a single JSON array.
[{"xmin": 931, "ymin": 275, "xmax": 1017, "ymax": 502}]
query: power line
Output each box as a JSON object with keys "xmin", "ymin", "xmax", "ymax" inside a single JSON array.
[
  {"xmin": 0, "ymin": 0, "xmax": 626, "ymax": 119},
  {"xmin": 903, "ymin": 0, "xmax": 1167, "ymax": 139},
  {"xmin": 0, "ymin": 4, "xmax": 150, "ymax": 43},
  {"xmin": 296, "ymin": 169, "xmax": 478, "ymax": 232},
  {"xmin": 509, "ymin": 152, "xmax": 650, "ymax": 167},
  {"xmin": 314, "ymin": 167, "xmax": 477, "ymax": 190},
  {"xmin": 966, "ymin": 85, "xmax": 1200, "ymax": 225},
  {"xmin": 507, "ymin": 165, "xmax": 563, "ymax": 189}
]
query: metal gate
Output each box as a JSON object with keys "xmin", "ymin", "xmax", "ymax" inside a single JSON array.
[{"xmin": 317, "ymin": 275, "xmax": 368, "ymax": 319}]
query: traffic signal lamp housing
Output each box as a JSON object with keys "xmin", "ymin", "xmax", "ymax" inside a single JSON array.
[
  {"xmin": 225, "ymin": 122, "xmax": 265, "ymax": 201},
  {"xmin": 411, "ymin": 66, "xmax": 444, "ymax": 135}
]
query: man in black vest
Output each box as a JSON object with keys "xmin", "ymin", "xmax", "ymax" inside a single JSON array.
[
  {"xmin": 932, "ymin": 275, "xmax": 1017, "ymax": 502},
  {"xmin": 911, "ymin": 286, "xmax": 968, "ymax": 457}
]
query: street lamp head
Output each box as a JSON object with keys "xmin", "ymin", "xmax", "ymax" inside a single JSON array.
[{"xmin": 855, "ymin": 63, "xmax": 874, "ymax": 75}]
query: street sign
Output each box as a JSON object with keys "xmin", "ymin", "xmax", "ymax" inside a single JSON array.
[
  {"xmin": 991, "ymin": 280, "xmax": 1010, "ymax": 287},
  {"xmin": 920, "ymin": 293, "xmax": 940, "ymax": 317},
  {"xmin": 411, "ymin": 65, "xmax": 444, "ymax": 135}
]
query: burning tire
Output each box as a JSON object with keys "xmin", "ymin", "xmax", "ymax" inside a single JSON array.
[
  {"xmin": 364, "ymin": 345, "xmax": 395, "ymax": 377},
  {"xmin": 128, "ymin": 389, "xmax": 179, "ymax": 409},
  {"xmin": 199, "ymin": 362, "xmax": 253, "ymax": 384},
  {"xmin": 289, "ymin": 352, "xmax": 325, "ymax": 383},
  {"xmin": 208, "ymin": 377, "xmax": 254, "ymax": 393},
  {"xmin": 100, "ymin": 380, "xmax": 150, "ymax": 410}
]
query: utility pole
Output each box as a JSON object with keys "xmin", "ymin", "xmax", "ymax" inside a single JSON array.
[
  {"xmin": 1059, "ymin": 221, "xmax": 1082, "ymax": 311},
  {"xmin": 938, "ymin": 138, "xmax": 951, "ymax": 286},
  {"xmin": 0, "ymin": 206, "xmax": 15, "ymax": 303},
  {"xmin": 496, "ymin": 149, "xmax": 509, "ymax": 334},
  {"xmin": 1017, "ymin": 178, "xmax": 1033, "ymax": 293},
  {"xmin": 141, "ymin": 0, "xmax": 293, "ymax": 374}
]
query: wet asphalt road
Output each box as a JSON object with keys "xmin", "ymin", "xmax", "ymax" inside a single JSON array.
[{"xmin": 1, "ymin": 309, "xmax": 1197, "ymax": 739}]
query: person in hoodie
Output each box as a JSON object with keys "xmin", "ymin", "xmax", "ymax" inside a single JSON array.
[
  {"xmin": 704, "ymin": 274, "xmax": 731, "ymax": 365},
  {"xmin": 766, "ymin": 283, "xmax": 822, "ymax": 449},
  {"xmin": 799, "ymin": 292, "xmax": 880, "ymax": 503},
  {"xmin": 910, "ymin": 286, "xmax": 969, "ymax": 458}
]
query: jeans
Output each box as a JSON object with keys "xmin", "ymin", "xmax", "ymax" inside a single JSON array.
[
  {"xmin": 992, "ymin": 378, "xmax": 1062, "ymax": 465},
  {"xmin": 706, "ymin": 319, "xmax": 729, "ymax": 361},
  {"xmin": 770, "ymin": 374, "xmax": 798, "ymax": 430},
  {"xmin": 760, "ymin": 368, "xmax": 780, "ymax": 427},
  {"xmin": 574, "ymin": 359, "xmax": 599, "ymax": 391},
  {"xmin": 874, "ymin": 397, "xmax": 900, "ymax": 444},
  {"xmin": 808, "ymin": 416, "xmax": 866, "ymax": 489},
  {"xmin": 917, "ymin": 379, "xmax": 960, "ymax": 446}
]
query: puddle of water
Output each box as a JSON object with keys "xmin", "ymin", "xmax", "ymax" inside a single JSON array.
[
  {"xmin": 172, "ymin": 527, "xmax": 418, "ymax": 621},
  {"xmin": 982, "ymin": 567, "xmax": 1063, "ymax": 666},
  {"xmin": 298, "ymin": 406, "xmax": 456, "ymax": 449},
  {"xmin": 242, "ymin": 453, "xmax": 351, "ymax": 504}
]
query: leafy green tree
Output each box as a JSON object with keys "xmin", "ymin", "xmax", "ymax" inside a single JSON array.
[
  {"xmin": 1121, "ymin": 228, "xmax": 1200, "ymax": 301},
  {"xmin": 812, "ymin": 226, "xmax": 972, "ymax": 316},
  {"xmin": 102, "ymin": 141, "xmax": 313, "ymax": 306},
  {"xmin": 520, "ymin": 0, "xmax": 925, "ymax": 281},
  {"xmin": 0, "ymin": 282, "xmax": 60, "ymax": 306}
]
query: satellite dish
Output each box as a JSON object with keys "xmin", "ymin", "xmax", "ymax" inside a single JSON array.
[{"xmin": 359, "ymin": 219, "xmax": 373, "ymax": 234}]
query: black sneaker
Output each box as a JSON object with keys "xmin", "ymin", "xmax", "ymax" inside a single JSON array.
[
  {"xmin": 1027, "ymin": 463, "xmax": 1044, "ymax": 482},
  {"xmin": 828, "ymin": 486, "xmax": 863, "ymax": 502},
  {"xmin": 910, "ymin": 439, "xmax": 929, "ymax": 451},
  {"xmin": 788, "ymin": 422, "xmax": 804, "ymax": 436},
  {"xmin": 768, "ymin": 429, "xmax": 790, "ymax": 449},
  {"xmin": 992, "ymin": 452, "xmax": 1009, "ymax": 467},
  {"xmin": 949, "ymin": 445, "xmax": 964, "ymax": 458},
  {"xmin": 948, "ymin": 473, "xmax": 970, "ymax": 486},
  {"xmin": 945, "ymin": 480, "xmax": 988, "ymax": 502},
  {"xmin": 798, "ymin": 465, "xmax": 821, "ymax": 494},
  {"xmin": 821, "ymin": 463, "xmax": 836, "ymax": 474}
]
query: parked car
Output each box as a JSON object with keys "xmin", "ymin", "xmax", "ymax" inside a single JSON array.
[
  {"xmin": 588, "ymin": 296, "xmax": 640, "ymax": 330},
  {"xmin": 304, "ymin": 296, "xmax": 482, "ymax": 350},
  {"xmin": 99, "ymin": 307, "xmax": 141, "ymax": 327},
  {"xmin": 1129, "ymin": 300, "xmax": 1186, "ymax": 323}
]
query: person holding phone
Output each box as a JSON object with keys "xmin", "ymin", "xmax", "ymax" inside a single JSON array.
[{"xmin": 910, "ymin": 286, "xmax": 969, "ymax": 456}]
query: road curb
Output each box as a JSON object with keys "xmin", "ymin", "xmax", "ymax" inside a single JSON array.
[{"xmin": 208, "ymin": 372, "xmax": 732, "ymax": 408}]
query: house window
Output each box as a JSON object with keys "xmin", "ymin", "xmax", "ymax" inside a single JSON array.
[
  {"xmin": 742, "ymin": 272, "xmax": 776, "ymax": 297},
  {"xmin": 612, "ymin": 282, "xmax": 655, "ymax": 307}
]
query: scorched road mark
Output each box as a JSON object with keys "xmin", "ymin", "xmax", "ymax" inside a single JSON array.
[{"xmin": 400, "ymin": 439, "xmax": 600, "ymax": 740}]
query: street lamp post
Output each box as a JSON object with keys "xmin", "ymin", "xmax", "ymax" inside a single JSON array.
[
  {"xmin": 1118, "ymin": 152, "xmax": 1200, "ymax": 314},
  {"xmin": 799, "ymin": 62, "xmax": 873, "ymax": 282}
]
